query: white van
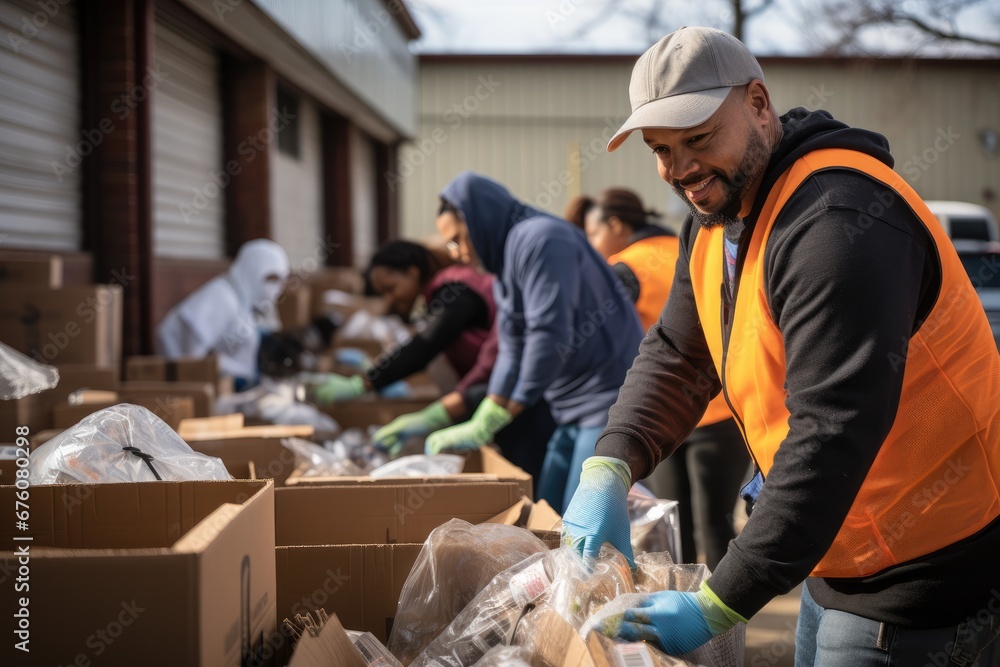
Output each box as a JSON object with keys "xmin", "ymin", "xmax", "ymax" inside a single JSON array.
[{"xmin": 925, "ymin": 201, "xmax": 999, "ymax": 243}]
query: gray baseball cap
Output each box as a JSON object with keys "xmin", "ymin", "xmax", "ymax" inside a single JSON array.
[{"xmin": 608, "ymin": 27, "xmax": 764, "ymax": 152}]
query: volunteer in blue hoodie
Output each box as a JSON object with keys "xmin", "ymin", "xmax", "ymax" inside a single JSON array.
[{"xmin": 419, "ymin": 172, "xmax": 644, "ymax": 513}]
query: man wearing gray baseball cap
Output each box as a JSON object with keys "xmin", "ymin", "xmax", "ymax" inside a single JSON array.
[{"xmin": 561, "ymin": 26, "xmax": 1000, "ymax": 664}]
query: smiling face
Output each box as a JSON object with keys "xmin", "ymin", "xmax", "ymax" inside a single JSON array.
[{"xmin": 641, "ymin": 82, "xmax": 776, "ymax": 228}]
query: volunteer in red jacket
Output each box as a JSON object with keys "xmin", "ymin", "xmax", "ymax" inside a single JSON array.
[
  {"xmin": 585, "ymin": 187, "xmax": 749, "ymax": 570},
  {"xmin": 561, "ymin": 27, "xmax": 1000, "ymax": 664}
]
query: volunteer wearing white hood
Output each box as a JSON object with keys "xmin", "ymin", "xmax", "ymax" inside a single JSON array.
[{"xmin": 156, "ymin": 239, "xmax": 290, "ymax": 384}]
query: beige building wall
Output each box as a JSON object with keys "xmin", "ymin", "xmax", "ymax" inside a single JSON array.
[{"xmin": 400, "ymin": 56, "xmax": 1000, "ymax": 241}]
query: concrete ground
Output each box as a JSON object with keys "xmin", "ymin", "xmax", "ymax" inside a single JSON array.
[{"xmin": 743, "ymin": 586, "xmax": 800, "ymax": 667}]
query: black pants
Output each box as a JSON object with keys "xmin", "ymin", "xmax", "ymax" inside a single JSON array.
[
  {"xmin": 492, "ymin": 399, "xmax": 557, "ymax": 497},
  {"xmin": 642, "ymin": 418, "xmax": 751, "ymax": 570}
]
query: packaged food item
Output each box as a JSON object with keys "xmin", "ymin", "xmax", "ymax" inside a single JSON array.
[{"xmin": 629, "ymin": 484, "xmax": 682, "ymax": 561}]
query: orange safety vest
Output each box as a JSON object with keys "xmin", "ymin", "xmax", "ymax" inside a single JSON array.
[
  {"xmin": 611, "ymin": 235, "xmax": 733, "ymax": 427},
  {"xmin": 689, "ymin": 148, "xmax": 1000, "ymax": 578}
]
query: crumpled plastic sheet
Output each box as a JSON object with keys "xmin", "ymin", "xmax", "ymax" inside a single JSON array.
[
  {"xmin": 346, "ymin": 630, "xmax": 405, "ymax": 667},
  {"xmin": 282, "ymin": 437, "xmax": 367, "ymax": 477},
  {"xmin": 0, "ymin": 341, "xmax": 59, "ymax": 400},
  {"xmin": 215, "ymin": 377, "xmax": 340, "ymax": 432},
  {"xmin": 580, "ymin": 555, "xmax": 745, "ymax": 667},
  {"xmin": 370, "ymin": 454, "xmax": 464, "ymax": 478},
  {"xmin": 470, "ymin": 645, "xmax": 533, "ymax": 667},
  {"xmin": 588, "ymin": 633, "xmax": 689, "ymax": 667},
  {"xmin": 323, "ymin": 427, "xmax": 389, "ymax": 473},
  {"xmin": 629, "ymin": 483, "xmax": 682, "ymax": 562},
  {"xmin": 29, "ymin": 404, "xmax": 232, "ymax": 484},
  {"xmin": 408, "ymin": 546, "xmax": 634, "ymax": 667},
  {"xmin": 389, "ymin": 519, "xmax": 549, "ymax": 665}
]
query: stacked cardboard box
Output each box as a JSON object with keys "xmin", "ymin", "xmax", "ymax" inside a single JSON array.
[
  {"xmin": 124, "ymin": 354, "xmax": 219, "ymax": 385},
  {"xmin": 0, "ymin": 480, "xmax": 277, "ymax": 666},
  {"xmin": 0, "ymin": 363, "xmax": 119, "ymax": 435},
  {"xmin": 0, "ymin": 254, "xmax": 63, "ymax": 288}
]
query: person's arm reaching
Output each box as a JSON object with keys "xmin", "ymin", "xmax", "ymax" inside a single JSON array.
[{"xmin": 364, "ymin": 284, "xmax": 488, "ymax": 390}]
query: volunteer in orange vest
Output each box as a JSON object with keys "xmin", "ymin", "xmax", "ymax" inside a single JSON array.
[
  {"xmin": 584, "ymin": 187, "xmax": 749, "ymax": 570},
  {"xmin": 561, "ymin": 27, "xmax": 1000, "ymax": 664}
]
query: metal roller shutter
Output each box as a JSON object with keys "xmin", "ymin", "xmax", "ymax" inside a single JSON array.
[
  {"xmin": 0, "ymin": 0, "xmax": 81, "ymax": 250},
  {"xmin": 152, "ymin": 15, "xmax": 224, "ymax": 259}
]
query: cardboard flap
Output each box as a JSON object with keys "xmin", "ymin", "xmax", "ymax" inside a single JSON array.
[
  {"xmin": 171, "ymin": 502, "xmax": 243, "ymax": 553},
  {"xmin": 181, "ymin": 422, "xmax": 314, "ymax": 442},
  {"xmin": 518, "ymin": 606, "xmax": 595, "ymax": 667},
  {"xmin": 527, "ymin": 499, "xmax": 562, "ymax": 531},
  {"xmin": 178, "ymin": 414, "xmax": 245, "ymax": 439},
  {"xmin": 287, "ymin": 614, "xmax": 367, "ymax": 667}
]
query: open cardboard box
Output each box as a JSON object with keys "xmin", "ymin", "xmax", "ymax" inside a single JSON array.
[
  {"xmin": 284, "ymin": 446, "xmax": 533, "ymax": 500},
  {"xmin": 180, "ymin": 414, "xmax": 314, "ymax": 487},
  {"xmin": 0, "ymin": 479, "xmax": 277, "ymax": 666},
  {"xmin": 317, "ymin": 395, "xmax": 437, "ymax": 430},
  {"xmin": 274, "ymin": 482, "xmax": 543, "ymax": 643},
  {"xmin": 286, "ymin": 613, "xmax": 367, "ymax": 667}
]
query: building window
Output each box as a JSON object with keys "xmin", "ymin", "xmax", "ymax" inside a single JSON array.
[{"xmin": 277, "ymin": 87, "xmax": 300, "ymax": 158}]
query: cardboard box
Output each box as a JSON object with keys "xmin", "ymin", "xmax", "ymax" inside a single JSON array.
[
  {"xmin": 287, "ymin": 614, "xmax": 367, "ymax": 667},
  {"xmin": 274, "ymin": 483, "xmax": 533, "ymax": 643},
  {"xmin": 0, "ymin": 284, "xmax": 122, "ymax": 365},
  {"xmin": 52, "ymin": 396, "xmax": 196, "ymax": 430},
  {"xmin": 0, "ymin": 254, "xmax": 63, "ymax": 287},
  {"xmin": 0, "ymin": 480, "xmax": 277, "ymax": 666},
  {"xmin": 181, "ymin": 416, "xmax": 314, "ymax": 487},
  {"xmin": 119, "ymin": 380, "xmax": 216, "ymax": 418},
  {"xmin": 320, "ymin": 396, "xmax": 436, "ymax": 430},
  {"xmin": 0, "ymin": 392, "xmax": 50, "ymax": 435},
  {"xmin": 277, "ymin": 282, "xmax": 313, "ymax": 331},
  {"xmin": 285, "ymin": 446, "xmax": 533, "ymax": 500},
  {"xmin": 125, "ymin": 355, "xmax": 219, "ymax": 384}
]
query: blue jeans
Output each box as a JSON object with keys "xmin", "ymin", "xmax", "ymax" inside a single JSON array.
[
  {"xmin": 795, "ymin": 581, "xmax": 1000, "ymax": 667},
  {"xmin": 536, "ymin": 422, "xmax": 605, "ymax": 514}
]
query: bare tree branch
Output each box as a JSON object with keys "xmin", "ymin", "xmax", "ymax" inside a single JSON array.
[{"xmin": 895, "ymin": 11, "xmax": 1000, "ymax": 48}]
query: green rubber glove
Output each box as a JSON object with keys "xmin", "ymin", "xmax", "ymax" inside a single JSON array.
[
  {"xmin": 371, "ymin": 401, "xmax": 452, "ymax": 457},
  {"xmin": 424, "ymin": 398, "xmax": 513, "ymax": 455},
  {"xmin": 312, "ymin": 374, "xmax": 367, "ymax": 404}
]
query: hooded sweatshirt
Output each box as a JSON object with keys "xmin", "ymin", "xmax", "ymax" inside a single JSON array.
[
  {"xmin": 595, "ymin": 108, "xmax": 1000, "ymax": 626},
  {"xmin": 440, "ymin": 172, "xmax": 643, "ymax": 427},
  {"xmin": 157, "ymin": 239, "xmax": 290, "ymax": 380}
]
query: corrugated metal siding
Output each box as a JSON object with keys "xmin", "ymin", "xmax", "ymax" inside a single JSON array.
[
  {"xmin": 351, "ymin": 126, "xmax": 377, "ymax": 267},
  {"xmin": 271, "ymin": 96, "xmax": 323, "ymax": 267},
  {"xmin": 152, "ymin": 15, "xmax": 224, "ymax": 259},
  {"xmin": 402, "ymin": 59, "xmax": 1000, "ymax": 239},
  {"xmin": 0, "ymin": 0, "xmax": 81, "ymax": 250}
]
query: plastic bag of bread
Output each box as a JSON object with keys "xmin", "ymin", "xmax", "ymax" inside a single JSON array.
[
  {"xmin": 388, "ymin": 520, "xmax": 549, "ymax": 664},
  {"xmin": 541, "ymin": 546, "xmax": 636, "ymax": 629}
]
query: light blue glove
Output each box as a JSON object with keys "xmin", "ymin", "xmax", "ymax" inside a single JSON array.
[
  {"xmin": 424, "ymin": 398, "xmax": 512, "ymax": 455},
  {"xmin": 371, "ymin": 402, "xmax": 452, "ymax": 457},
  {"xmin": 614, "ymin": 581, "xmax": 747, "ymax": 655},
  {"xmin": 378, "ymin": 380, "xmax": 411, "ymax": 399},
  {"xmin": 561, "ymin": 456, "xmax": 635, "ymax": 568},
  {"xmin": 312, "ymin": 373, "xmax": 367, "ymax": 404}
]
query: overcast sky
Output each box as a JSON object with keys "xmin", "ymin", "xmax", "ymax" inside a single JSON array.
[{"xmin": 405, "ymin": 0, "xmax": 1000, "ymax": 57}]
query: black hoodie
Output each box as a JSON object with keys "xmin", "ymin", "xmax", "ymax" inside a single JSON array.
[{"xmin": 596, "ymin": 108, "xmax": 1000, "ymax": 626}]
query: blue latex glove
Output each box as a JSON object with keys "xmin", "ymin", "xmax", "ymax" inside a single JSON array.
[
  {"xmin": 312, "ymin": 374, "xmax": 367, "ymax": 404},
  {"xmin": 614, "ymin": 581, "xmax": 747, "ymax": 656},
  {"xmin": 378, "ymin": 380, "xmax": 411, "ymax": 399},
  {"xmin": 561, "ymin": 456, "xmax": 635, "ymax": 568},
  {"xmin": 424, "ymin": 398, "xmax": 512, "ymax": 455},
  {"xmin": 371, "ymin": 402, "xmax": 452, "ymax": 457}
]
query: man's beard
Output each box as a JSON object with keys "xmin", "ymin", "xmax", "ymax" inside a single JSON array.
[{"xmin": 672, "ymin": 128, "xmax": 771, "ymax": 229}]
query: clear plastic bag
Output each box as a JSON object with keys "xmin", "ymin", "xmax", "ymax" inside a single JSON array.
[
  {"xmin": 0, "ymin": 341, "xmax": 59, "ymax": 400},
  {"xmin": 389, "ymin": 520, "xmax": 549, "ymax": 664},
  {"xmin": 579, "ymin": 568, "xmax": 745, "ymax": 667},
  {"xmin": 282, "ymin": 436, "xmax": 367, "ymax": 477},
  {"xmin": 471, "ymin": 645, "xmax": 533, "ymax": 667},
  {"xmin": 347, "ymin": 630, "xmax": 405, "ymax": 667},
  {"xmin": 29, "ymin": 404, "xmax": 232, "ymax": 484},
  {"xmin": 370, "ymin": 455, "xmax": 464, "ymax": 478},
  {"xmin": 410, "ymin": 547, "xmax": 634, "ymax": 667},
  {"xmin": 629, "ymin": 484, "xmax": 682, "ymax": 562},
  {"xmin": 324, "ymin": 427, "xmax": 390, "ymax": 472},
  {"xmin": 587, "ymin": 632, "xmax": 689, "ymax": 667}
]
